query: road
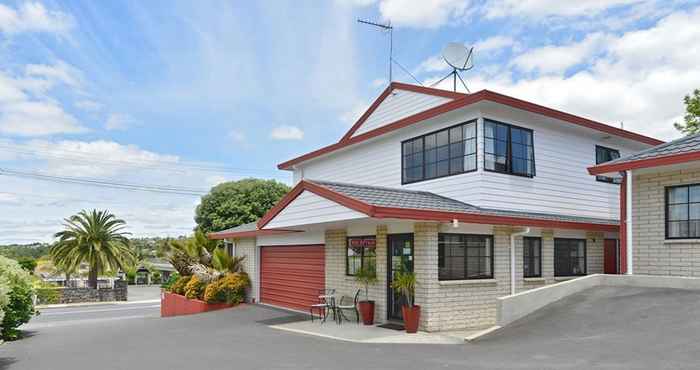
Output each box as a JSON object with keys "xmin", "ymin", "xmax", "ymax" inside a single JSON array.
[{"xmin": 2, "ymin": 287, "xmax": 700, "ymax": 370}]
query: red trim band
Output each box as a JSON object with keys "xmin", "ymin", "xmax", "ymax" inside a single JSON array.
[
  {"xmin": 208, "ymin": 229, "xmax": 301, "ymax": 240},
  {"xmin": 589, "ymin": 151, "xmax": 700, "ymax": 175}
]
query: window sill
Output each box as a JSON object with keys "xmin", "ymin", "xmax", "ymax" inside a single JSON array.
[
  {"xmin": 523, "ymin": 277, "xmax": 546, "ymax": 283},
  {"xmin": 554, "ymin": 276, "xmax": 584, "ymax": 281},
  {"xmin": 438, "ymin": 279, "xmax": 497, "ymax": 286},
  {"xmin": 664, "ymin": 239, "xmax": 700, "ymax": 244}
]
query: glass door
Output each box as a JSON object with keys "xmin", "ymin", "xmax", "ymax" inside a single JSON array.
[{"xmin": 387, "ymin": 234, "xmax": 414, "ymax": 321}]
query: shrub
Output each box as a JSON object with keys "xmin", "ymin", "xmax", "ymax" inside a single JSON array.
[
  {"xmin": 161, "ymin": 273, "xmax": 180, "ymax": 291},
  {"xmin": 203, "ymin": 272, "xmax": 250, "ymax": 305},
  {"xmin": 184, "ymin": 275, "xmax": 206, "ymax": 300},
  {"xmin": 169, "ymin": 275, "xmax": 191, "ymax": 295},
  {"xmin": 0, "ymin": 255, "xmax": 36, "ymax": 340},
  {"xmin": 35, "ymin": 287, "xmax": 61, "ymax": 305}
]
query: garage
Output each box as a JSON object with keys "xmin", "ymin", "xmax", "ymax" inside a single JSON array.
[{"xmin": 260, "ymin": 245, "xmax": 325, "ymax": 311}]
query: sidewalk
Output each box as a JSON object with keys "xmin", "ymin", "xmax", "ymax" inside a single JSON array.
[{"xmin": 36, "ymin": 299, "xmax": 161, "ymax": 309}]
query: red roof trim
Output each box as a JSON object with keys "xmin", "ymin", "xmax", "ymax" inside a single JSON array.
[
  {"xmin": 339, "ymin": 82, "xmax": 465, "ymax": 143},
  {"xmin": 208, "ymin": 229, "xmax": 301, "ymax": 240},
  {"xmin": 588, "ymin": 151, "xmax": 700, "ymax": 175},
  {"xmin": 278, "ymin": 85, "xmax": 663, "ymax": 170},
  {"xmin": 256, "ymin": 180, "xmax": 619, "ymax": 232}
]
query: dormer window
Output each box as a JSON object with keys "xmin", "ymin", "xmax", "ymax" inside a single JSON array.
[
  {"xmin": 484, "ymin": 119, "xmax": 535, "ymax": 177},
  {"xmin": 402, "ymin": 120, "xmax": 477, "ymax": 184}
]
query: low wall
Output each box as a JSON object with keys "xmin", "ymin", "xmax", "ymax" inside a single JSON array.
[
  {"xmin": 497, "ymin": 274, "xmax": 700, "ymax": 327},
  {"xmin": 160, "ymin": 292, "xmax": 234, "ymax": 317},
  {"xmin": 36, "ymin": 280, "xmax": 128, "ymax": 305}
]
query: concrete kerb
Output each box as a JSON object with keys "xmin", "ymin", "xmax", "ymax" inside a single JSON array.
[
  {"xmin": 468, "ymin": 274, "xmax": 700, "ymax": 342},
  {"xmin": 36, "ymin": 299, "xmax": 161, "ymax": 309}
]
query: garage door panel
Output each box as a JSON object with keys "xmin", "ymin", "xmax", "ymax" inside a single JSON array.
[{"xmin": 260, "ymin": 245, "xmax": 325, "ymax": 311}]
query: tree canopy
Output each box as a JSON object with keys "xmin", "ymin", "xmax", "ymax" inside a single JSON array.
[
  {"xmin": 674, "ymin": 89, "xmax": 700, "ymax": 136},
  {"xmin": 194, "ymin": 178, "xmax": 290, "ymax": 234}
]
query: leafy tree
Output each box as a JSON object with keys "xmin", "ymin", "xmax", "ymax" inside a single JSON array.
[
  {"xmin": 17, "ymin": 258, "xmax": 37, "ymax": 274},
  {"xmin": 0, "ymin": 243, "xmax": 50, "ymax": 260},
  {"xmin": 0, "ymin": 255, "xmax": 36, "ymax": 340},
  {"xmin": 674, "ymin": 89, "xmax": 700, "ymax": 135},
  {"xmin": 50, "ymin": 210, "xmax": 136, "ymax": 289},
  {"xmin": 195, "ymin": 178, "xmax": 290, "ymax": 233}
]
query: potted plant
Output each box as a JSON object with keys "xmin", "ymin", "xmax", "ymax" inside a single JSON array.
[
  {"xmin": 355, "ymin": 264, "xmax": 378, "ymax": 325},
  {"xmin": 391, "ymin": 271, "xmax": 419, "ymax": 333}
]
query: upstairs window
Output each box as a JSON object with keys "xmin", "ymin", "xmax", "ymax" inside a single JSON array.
[
  {"xmin": 596, "ymin": 145, "xmax": 621, "ymax": 184},
  {"xmin": 666, "ymin": 184, "xmax": 700, "ymax": 239},
  {"xmin": 402, "ymin": 121, "xmax": 477, "ymax": 184},
  {"xmin": 484, "ymin": 119, "xmax": 535, "ymax": 177}
]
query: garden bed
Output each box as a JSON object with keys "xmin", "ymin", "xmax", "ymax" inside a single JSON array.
[{"xmin": 161, "ymin": 291, "xmax": 236, "ymax": 317}]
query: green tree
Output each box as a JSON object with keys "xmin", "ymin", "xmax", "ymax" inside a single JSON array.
[
  {"xmin": 16, "ymin": 258, "xmax": 37, "ymax": 274},
  {"xmin": 50, "ymin": 210, "xmax": 136, "ymax": 289},
  {"xmin": 195, "ymin": 178, "xmax": 290, "ymax": 233},
  {"xmin": 674, "ymin": 89, "xmax": 700, "ymax": 135}
]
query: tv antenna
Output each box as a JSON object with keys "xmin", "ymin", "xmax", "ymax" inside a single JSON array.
[
  {"xmin": 357, "ymin": 19, "xmax": 394, "ymax": 82},
  {"xmin": 431, "ymin": 42, "xmax": 474, "ymax": 92}
]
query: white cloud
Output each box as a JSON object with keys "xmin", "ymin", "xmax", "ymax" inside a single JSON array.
[
  {"xmin": 512, "ymin": 33, "xmax": 611, "ymax": 75},
  {"xmin": 428, "ymin": 6, "xmax": 700, "ymax": 141},
  {"xmin": 0, "ymin": 99, "xmax": 85, "ymax": 136},
  {"xmin": 475, "ymin": 35, "xmax": 515, "ymax": 52},
  {"xmin": 416, "ymin": 54, "xmax": 450, "ymax": 74},
  {"xmin": 270, "ymin": 125, "xmax": 304, "ymax": 140},
  {"xmin": 75, "ymin": 99, "xmax": 102, "ymax": 112},
  {"xmin": 25, "ymin": 61, "xmax": 83, "ymax": 90},
  {"xmin": 105, "ymin": 113, "xmax": 134, "ymax": 131},
  {"xmin": 483, "ymin": 0, "xmax": 640, "ymax": 19},
  {"xmin": 377, "ymin": 0, "xmax": 471, "ymax": 28},
  {"xmin": 0, "ymin": 2, "xmax": 74, "ymax": 35}
]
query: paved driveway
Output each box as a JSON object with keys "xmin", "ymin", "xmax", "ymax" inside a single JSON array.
[{"xmin": 2, "ymin": 286, "xmax": 700, "ymax": 369}]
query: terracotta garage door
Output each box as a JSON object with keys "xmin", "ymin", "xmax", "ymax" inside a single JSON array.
[{"xmin": 260, "ymin": 245, "xmax": 325, "ymax": 311}]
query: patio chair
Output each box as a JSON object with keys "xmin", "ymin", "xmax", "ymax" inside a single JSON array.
[
  {"xmin": 310, "ymin": 289, "xmax": 336, "ymax": 323},
  {"xmin": 336, "ymin": 289, "xmax": 361, "ymax": 324}
]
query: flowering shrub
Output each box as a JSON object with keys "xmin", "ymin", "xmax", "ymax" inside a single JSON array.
[
  {"xmin": 184, "ymin": 275, "xmax": 206, "ymax": 300},
  {"xmin": 160, "ymin": 273, "xmax": 180, "ymax": 291},
  {"xmin": 203, "ymin": 272, "xmax": 250, "ymax": 305},
  {"xmin": 169, "ymin": 275, "xmax": 191, "ymax": 295},
  {"xmin": 0, "ymin": 256, "xmax": 36, "ymax": 340}
]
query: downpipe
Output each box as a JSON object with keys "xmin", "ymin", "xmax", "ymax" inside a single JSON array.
[{"xmin": 510, "ymin": 227, "xmax": 530, "ymax": 296}]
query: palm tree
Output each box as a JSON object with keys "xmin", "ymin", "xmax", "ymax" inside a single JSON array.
[{"xmin": 51, "ymin": 210, "xmax": 135, "ymax": 289}]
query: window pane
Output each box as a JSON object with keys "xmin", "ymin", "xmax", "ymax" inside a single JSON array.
[
  {"xmin": 424, "ymin": 134, "xmax": 436, "ymax": 150},
  {"xmin": 484, "ymin": 138, "xmax": 494, "ymax": 153},
  {"xmin": 464, "ymin": 123, "xmax": 476, "ymax": 138},
  {"xmin": 426, "ymin": 148, "xmax": 437, "ymax": 163},
  {"xmin": 425, "ymin": 163, "xmax": 436, "ymax": 178},
  {"xmin": 464, "ymin": 154, "xmax": 476, "ymax": 171},
  {"xmin": 691, "ymin": 204, "xmax": 700, "ymax": 219},
  {"xmin": 511, "ymin": 128, "xmax": 522, "ymax": 144},
  {"xmin": 450, "ymin": 126, "xmax": 463, "ymax": 143},
  {"xmin": 437, "ymin": 145, "xmax": 449, "ymax": 161},
  {"xmin": 484, "ymin": 154, "xmax": 495, "ymax": 170},
  {"xmin": 437, "ymin": 130, "xmax": 449, "ymax": 146},
  {"xmin": 668, "ymin": 221, "xmax": 687, "ymax": 238},
  {"xmin": 691, "ymin": 221, "xmax": 700, "ymax": 238},
  {"xmin": 691, "ymin": 186, "xmax": 700, "ymax": 203},
  {"xmin": 464, "ymin": 139, "xmax": 476, "ymax": 154},
  {"xmin": 450, "ymin": 142, "xmax": 464, "ymax": 158},
  {"xmin": 669, "ymin": 204, "xmax": 688, "ymax": 221},
  {"xmin": 484, "ymin": 122, "xmax": 495, "ymax": 137},
  {"xmin": 496, "ymin": 124, "xmax": 507, "ymax": 140},
  {"xmin": 437, "ymin": 160, "xmax": 449, "ymax": 177},
  {"xmin": 669, "ymin": 187, "xmax": 689, "ymax": 204},
  {"xmin": 450, "ymin": 157, "xmax": 464, "ymax": 174},
  {"xmin": 495, "ymin": 140, "xmax": 507, "ymax": 156},
  {"xmin": 403, "ymin": 141, "xmax": 412, "ymax": 155}
]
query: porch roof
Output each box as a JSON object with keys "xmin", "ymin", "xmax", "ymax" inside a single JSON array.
[
  {"xmin": 254, "ymin": 179, "xmax": 619, "ymax": 232},
  {"xmin": 207, "ymin": 222, "xmax": 301, "ymax": 240}
]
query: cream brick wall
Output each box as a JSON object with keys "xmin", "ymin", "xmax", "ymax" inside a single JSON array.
[
  {"xmin": 234, "ymin": 237, "xmax": 257, "ymax": 302},
  {"xmin": 633, "ymin": 168, "xmax": 700, "ymax": 276},
  {"xmin": 324, "ymin": 227, "xmax": 388, "ymax": 323}
]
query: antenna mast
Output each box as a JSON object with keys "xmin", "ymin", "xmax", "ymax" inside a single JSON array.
[{"xmin": 358, "ymin": 19, "xmax": 393, "ymax": 82}]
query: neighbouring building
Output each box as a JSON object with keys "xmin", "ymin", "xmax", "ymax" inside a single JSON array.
[
  {"xmin": 589, "ymin": 134, "xmax": 700, "ymax": 277},
  {"xmin": 209, "ymin": 82, "xmax": 664, "ymax": 332}
]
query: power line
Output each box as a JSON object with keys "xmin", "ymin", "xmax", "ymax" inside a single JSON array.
[{"xmin": 0, "ymin": 167, "xmax": 209, "ymax": 196}]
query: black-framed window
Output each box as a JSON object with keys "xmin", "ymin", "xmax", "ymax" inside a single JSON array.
[
  {"xmin": 523, "ymin": 237, "xmax": 541, "ymax": 278},
  {"xmin": 596, "ymin": 145, "xmax": 621, "ymax": 184},
  {"xmin": 346, "ymin": 236, "xmax": 377, "ymax": 276},
  {"xmin": 438, "ymin": 234, "xmax": 493, "ymax": 280},
  {"xmin": 484, "ymin": 119, "xmax": 535, "ymax": 177},
  {"xmin": 666, "ymin": 184, "xmax": 700, "ymax": 239},
  {"xmin": 402, "ymin": 121, "xmax": 477, "ymax": 184},
  {"xmin": 554, "ymin": 238, "xmax": 586, "ymax": 276}
]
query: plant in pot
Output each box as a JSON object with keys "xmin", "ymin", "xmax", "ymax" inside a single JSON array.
[
  {"xmin": 391, "ymin": 271, "xmax": 419, "ymax": 333},
  {"xmin": 354, "ymin": 264, "xmax": 378, "ymax": 325}
]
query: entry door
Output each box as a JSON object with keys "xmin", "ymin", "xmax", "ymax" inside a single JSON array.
[
  {"xmin": 387, "ymin": 234, "xmax": 414, "ymax": 321},
  {"xmin": 604, "ymin": 239, "xmax": 619, "ymax": 274}
]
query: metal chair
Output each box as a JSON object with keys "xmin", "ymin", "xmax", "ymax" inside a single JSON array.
[
  {"xmin": 336, "ymin": 289, "xmax": 361, "ymax": 324},
  {"xmin": 310, "ymin": 289, "xmax": 335, "ymax": 323}
]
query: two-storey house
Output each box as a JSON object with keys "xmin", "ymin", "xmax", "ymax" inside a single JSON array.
[{"xmin": 210, "ymin": 82, "xmax": 663, "ymax": 331}]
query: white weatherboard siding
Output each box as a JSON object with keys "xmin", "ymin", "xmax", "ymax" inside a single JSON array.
[
  {"xmin": 352, "ymin": 89, "xmax": 451, "ymax": 137},
  {"xmin": 297, "ymin": 103, "xmax": 652, "ymax": 220},
  {"xmin": 257, "ymin": 231, "xmax": 324, "ymax": 246},
  {"xmin": 265, "ymin": 190, "xmax": 367, "ymax": 229}
]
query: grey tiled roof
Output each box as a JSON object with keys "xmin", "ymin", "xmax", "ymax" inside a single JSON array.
[
  {"xmin": 603, "ymin": 133, "xmax": 698, "ymax": 165},
  {"xmin": 208, "ymin": 221, "xmax": 257, "ymax": 236},
  {"xmin": 310, "ymin": 180, "xmax": 617, "ymax": 225}
]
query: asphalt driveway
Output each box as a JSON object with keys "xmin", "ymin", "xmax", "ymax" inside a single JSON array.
[{"xmin": 2, "ymin": 286, "xmax": 700, "ymax": 370}]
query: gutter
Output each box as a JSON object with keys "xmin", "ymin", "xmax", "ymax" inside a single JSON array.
[{"xmin": 510, "ymin": 227, "xmax": 530, "ymax": 295}]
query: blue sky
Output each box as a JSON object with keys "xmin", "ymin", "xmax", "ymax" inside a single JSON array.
[{"xmin": 1, "ymin": 0, "xmax": 699, "ymax": 243}]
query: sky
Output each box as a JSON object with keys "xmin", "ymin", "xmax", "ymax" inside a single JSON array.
[{"xmin": 1, "ymin": 0, "xmax": 699, "ymax": 244}]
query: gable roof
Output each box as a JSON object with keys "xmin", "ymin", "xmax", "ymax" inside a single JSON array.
[
  {"xmin": 588, "ymin": 133, "xmax": 700, "ymax": 175},
  {"xmin": 207, "ymin": 222, "xmax": 300, "ymax": 240},
  {"xmin": 256, "ymin": 179, "xmax": 618, "ymax": 232},
  {"xmin": 278, "ymin": 83, "xmax": 664, "ymax": 170}
]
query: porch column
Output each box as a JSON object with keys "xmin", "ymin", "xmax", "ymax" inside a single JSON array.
[
  {"xmin": 626, "ymin": 169, "xmax": 634, "ymax": 274},
  {"xmin": 374, "ymin": 225, "xmax": 388, "ymax": 324},
  {"xmin": 413, "ymin": 222, "xmax": 439, "ymax": 332},
  {"xmin": 541, "ymin": 229, "xmax": 555, "ymax": 284},
  {"xmin": 586, "ymin": 232, "xmax": 605, "ymax": 274}
]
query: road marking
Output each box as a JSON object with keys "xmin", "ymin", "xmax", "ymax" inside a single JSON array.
[{"xmin": 39, "ymin": 304, "xmax": 161, "ymax": 316}]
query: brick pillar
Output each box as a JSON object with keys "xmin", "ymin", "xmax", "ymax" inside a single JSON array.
[
  {"xmin": 413, "ymin": 222, "xmax": 439, "ymax": 331},
  {"xmin": 374, "ymin": 225, "xmax": 388, "ymax": 323},
  {"xmin": 586, "ymin": 232, "xmax": 605, "ymax": 274},
  {"xmin": 541, "ymin": 229, "xmax": 555, "ymax": 283},
  {"xmin": 325, "ymin": 229, "xmax": 347, "ymax": 297},
  {"xmin": 493, "ymin": 226, "xmax": 513, "ymax": 296}
]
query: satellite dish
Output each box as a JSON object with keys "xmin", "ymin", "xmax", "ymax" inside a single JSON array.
[
  {"xmin": 432, "ymin": 42, "xmax": 475, "ymax": 92},
  {"xmin": 442, "ymin": 43, "xmax": 474, "ymax": 71}
]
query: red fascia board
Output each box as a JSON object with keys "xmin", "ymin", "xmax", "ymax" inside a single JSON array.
[
  {"xmin": 208, "ymin": 229, "xmax": 301, "ymax": 240},
  {"xmin": 371, "ymin": 206, "xmax": 619, "ymax": 232},
  {"xmin": 278, "ymin": 87, "xmax": 663, "ymax": 170},
  {"xmin": 390, "ymin": 81, "xmax": 467, "ymax": 99},
  {"xmin": 340, "ymin": 85, "xmax": 394, "ymax": 142},
  {"xmin": 588, "ymin": 151, "xmax": 700, "ymax": 175}
]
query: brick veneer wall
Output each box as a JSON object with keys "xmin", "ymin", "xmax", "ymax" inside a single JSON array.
[
  {"xmin": 325, "ymin": 227, "xmax": 388, "ymax": 323},
  {"xmin": 633, "ymin": 168, "xmax": 700, "ymax": 276},
  {"xmin": 235, "ymin": 237, "xmax": 258, "ymax": 302}
]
